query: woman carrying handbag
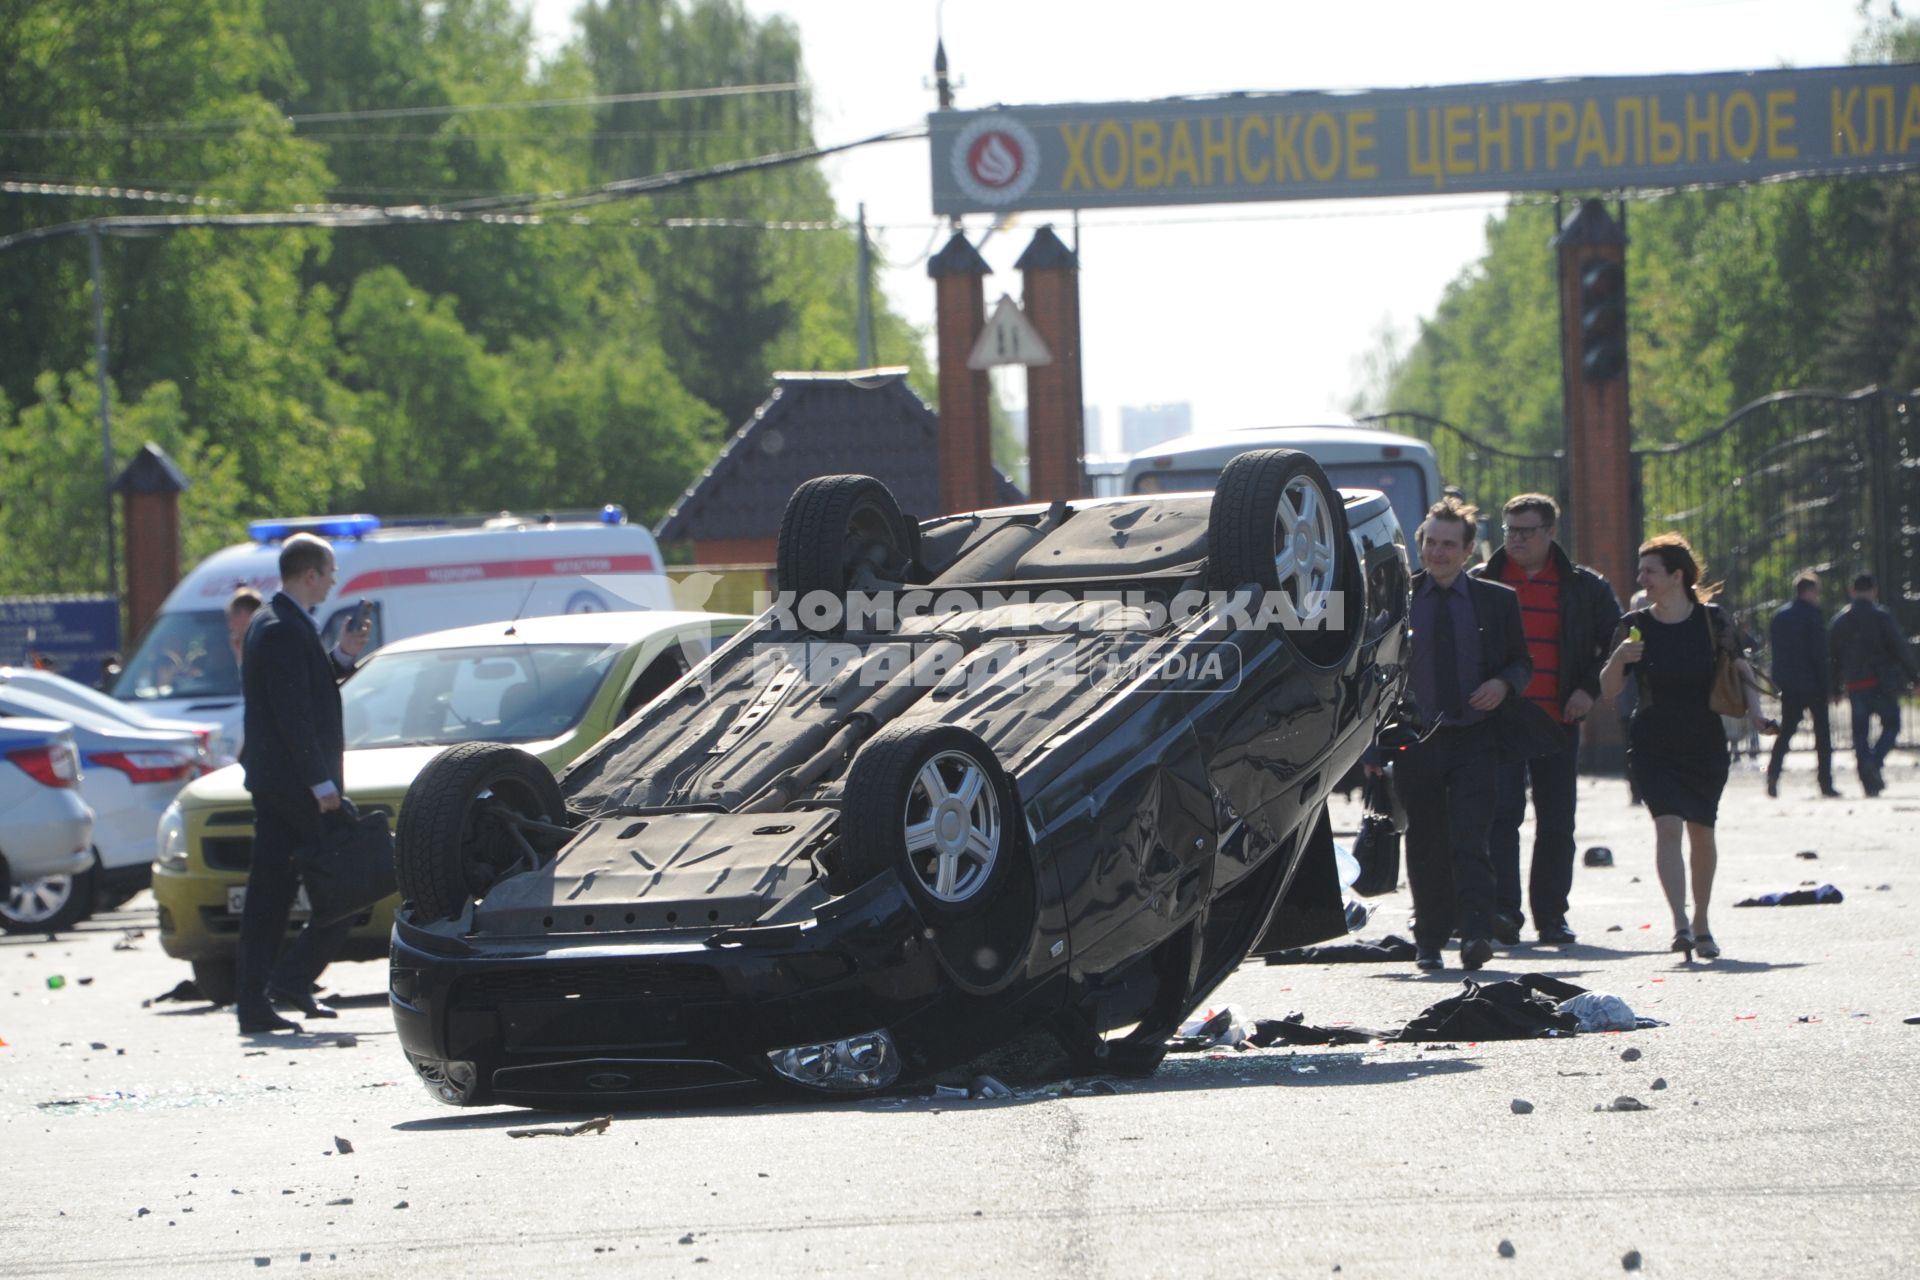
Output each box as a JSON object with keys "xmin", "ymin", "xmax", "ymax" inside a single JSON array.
[{"xmin": 1600, "ymin": 534, "xmax": 1776, "ymax": 962}]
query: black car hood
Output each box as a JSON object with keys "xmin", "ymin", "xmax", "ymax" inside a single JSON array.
[{"xmin": 469, "ymin": 810, "xmax": 833, "ymax": 937}]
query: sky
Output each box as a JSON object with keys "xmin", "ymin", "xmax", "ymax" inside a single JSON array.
[{"xmin": 524, "ymin": 0, "xmax": 1875, "ymax": 452}]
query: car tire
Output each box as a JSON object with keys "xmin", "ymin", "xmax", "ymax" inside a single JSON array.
[
  {"xmin": 776, "ymin": 474, "xmax": 915, "ymax": 628},
  {"xmin": 1204, "ymin": 447, "xmax": 1360, "ymax": 665},
  {"xmin": 191, "ymin": 956, "xmax": 239, "ymax": 1007},
  {"xmin": 397, "ymin": 743, "xmax": 568, "ymax": 923},
  {"xmin": 837, "ymin": 723, "xmax": 1018, "ymax": 922},
  {"xmin": 0, "ymin": 868, "xmax": 96, "ymax": 934}
]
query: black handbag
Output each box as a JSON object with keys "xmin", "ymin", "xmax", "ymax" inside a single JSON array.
[
  {"xmin": 297, "ymin": 800, "xmax": 398, "ymax": 928},
  {"xmin": 1351, "ymin": 771, "xmax": 1402, "ymax": 898},
  {"xmin": 1493, "ymin": 694, "xmax": 1570, "ymax": 762}
]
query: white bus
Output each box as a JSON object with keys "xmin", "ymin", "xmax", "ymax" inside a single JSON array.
[{"xmin": 1118, "ymin": 423, "xmax": 1442, "ymax": 565}]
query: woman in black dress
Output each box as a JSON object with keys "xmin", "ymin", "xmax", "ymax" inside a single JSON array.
[{"xmin": 1601, "ymin": 534, "xmax": 1770, "ymax": 960}]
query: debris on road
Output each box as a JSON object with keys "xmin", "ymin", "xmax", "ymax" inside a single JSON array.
[
  {"xmin": 969, "ymin": 1075, "xmax": 1013, "ymax": 1100},
  {"xmin": 1498, "ymin": 1239, "xmax": 1516, "ymax": 1258},
  {"xmin": 507, "ymin": 1115, "xmax": 612, "ymax": 1138},
  {"xmin": 332, "ymin": 1035, "xmax": 358, "ymax": 1048},
  {"xmin": 1623, "ymin": 1249, "xmax": 1643, "ymax": 1270},
  {"xmin": 1651, "ymin": 1078, "xmax": 1668, "ymax": 1090},
  {"xmin": 1735, "ymin": 884, "xmax": 1844, "ymax": 906},
  {"xmin": 1597, "ymin": 1096, "xmax": 1652, "ymax": 1112},
  {"xmin": 1510, "ymin": 1098, "xmax": 1534, "ymax": 1114},
  {"xmin": 332, "ymin": 1136, "xmax": 353, "ymax": 1154},
  {"xmin": 1620, "ymin": 1047, "xmax": 1643, "ymax": 1062},
  {"xmin": 1796, "ymin": 850, "xmax": 1819, "ymax": 859},
  {"xmin": 1583, "ymin": 847, "xmax": 1614, "ymax": 867},
  {"xmin": 1557, "ymin": 992, "xmax": 1640, "ymax": 1033}
]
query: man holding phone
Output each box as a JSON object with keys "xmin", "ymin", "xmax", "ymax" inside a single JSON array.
[{"xmin": 233, "ymin": 532, "xmax": 373, "ymax": 1034}]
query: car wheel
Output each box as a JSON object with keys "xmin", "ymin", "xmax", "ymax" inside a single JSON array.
[
  {"xmin": 191, "ymin": 956, "xmax": 238, "ymax": 1007},
  {"xmin": 776, "ymin": 474, "xmax": 915, "ymax": 628},
  {"xmin": 1204, "ymin": 447, "xmax": 1359, "ymax": 665},
  {"xmin": 838, "ymin": 724, "xmax": 1017, "ymax": 921},
  {"xmin": 397, "ymin": 743, "xmax": 569, "ymax": 923},
  {"xmin": 0, "ymin": 869, "xmax": 96, "ymax": 934}
]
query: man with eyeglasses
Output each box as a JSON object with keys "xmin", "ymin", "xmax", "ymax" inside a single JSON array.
[{"xmin": 1470, "ymin": 494, "xmax": 1622, "ymax": 946}]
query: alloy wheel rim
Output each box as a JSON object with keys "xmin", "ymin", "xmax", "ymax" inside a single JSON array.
[
  {"xmin": 901, "ymin": 750, "xmax": 1001, "ymax": 902},
  {"xmin": 1271, "ymin": 475, "xmax": 1337, "ymax": 628},
  {"xmin": 3, "ymin": 875, "xmax": 74, "ymax": 924}
]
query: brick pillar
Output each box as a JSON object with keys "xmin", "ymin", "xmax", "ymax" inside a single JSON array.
[
  {"xmin": 928, "ymin": 232, "xmax": 995, "ymax": 515},
  {"xmin": 109, "ymin": 442, "xmax": 190, "ymax": 646},
  {"xmin": 1018, "ymin": 226, "xmax": 1084, "ymax": 503},
  {"xmin": 1554, "ymin": 199, "xmax": 1634, "ymax": 761}
]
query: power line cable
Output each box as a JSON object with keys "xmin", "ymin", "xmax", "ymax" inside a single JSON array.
[{"xmin": 0, "ymin": 82, "xmax": 804, "ymax": 140}]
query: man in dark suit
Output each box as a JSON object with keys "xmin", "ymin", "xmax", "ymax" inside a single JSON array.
[
  {"xmin": 1767, "ymin": 573, "xmax": 1838, "ymax": 799},
  {"xmin": 1380, "ymin": 497, "xmax": 1533, "ymax": 972},
  {"xmin": 235, "ymin": 533, "xmax": 370, "ymax": 1033}
]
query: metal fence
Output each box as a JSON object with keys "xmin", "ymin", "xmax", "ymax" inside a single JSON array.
[
  {"xmin": 1357, "ymin": 411, "xmax": 1568, "ymax": 541},
  {"xmin": 1373, "ymin": 388, "xmax": 1918, "ymax": 756}
]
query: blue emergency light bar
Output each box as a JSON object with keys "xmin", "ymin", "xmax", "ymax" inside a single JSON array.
[
  {"xmin": 247, "ymin": 514, "xmax": 382, "ymax": 543},
  {"xmin": 600, "ymin": 504, "xmax": 626, "ymax": 524}
]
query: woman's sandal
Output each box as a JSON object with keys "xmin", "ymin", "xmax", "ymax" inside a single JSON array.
[
  {"xmin": 1671, "ymin": 928, "xmax": 1695, "ymax": 961},
  {"xmin": 1694, "ymin": 933, "xmax": 1721, "ymax": 961}
]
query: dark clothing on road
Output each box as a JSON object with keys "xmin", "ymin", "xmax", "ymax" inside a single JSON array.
[
  {"xmin": 1475, "ymin": 542, "xmax": 1620, "ymax": 933},
  {"xmin": 236, "ymin": 591, "xmax": 355, "ymax": 1021},
  {"xmin": 1401, "ymin": 572, "xmax": 1532, "ymax": 952},
  {"xmin": 1620, "ymin": 603, "xmax": 1732, "ymax": 826},
  {"xmin": 1769, "ymin": 597, "xmax": 1830, "ymax": 696}
]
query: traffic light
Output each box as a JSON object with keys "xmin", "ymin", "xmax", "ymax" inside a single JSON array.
[{"xmin": 1579, "ymin": 258, "xmax": 1627, "ymax": 382}]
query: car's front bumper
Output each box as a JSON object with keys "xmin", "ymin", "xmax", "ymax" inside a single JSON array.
[{"xmin": 390, "ymin": 872, "xmax": 1062, "ymax": 1108}]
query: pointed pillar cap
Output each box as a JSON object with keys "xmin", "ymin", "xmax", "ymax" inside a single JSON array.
[{"xmin": 928, "ymin": 232, "xmax": 991, "ymax": 278}]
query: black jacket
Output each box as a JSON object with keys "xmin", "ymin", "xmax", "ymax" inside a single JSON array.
[
  {"xmin": 1768, "ymin": 597, "xmax": 1829, "ymax": 696},
  {"xmin": 1829, "ymin": 598, "xmax": 1917, "ymax": 696},
  {"xmin": 239, "ymin": 591, "xmax": 351, "ymax": 798},
  {"xmin": 1472, "ymin": 542, "xmax": 1623, "ymax": 706},
  {"xmin": 1408, "ymin": 571, "xmax": 1534, "ymax": 717}
]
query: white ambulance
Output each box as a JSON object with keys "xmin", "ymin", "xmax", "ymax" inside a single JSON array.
[{"xmin": 111, "ymin": 508, "xmax": 677, "ymax": 757}]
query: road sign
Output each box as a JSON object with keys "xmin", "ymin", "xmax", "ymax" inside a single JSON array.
[{"xmin": 968, "ymin": 295, "xmax": 1053, "ymax": 369}]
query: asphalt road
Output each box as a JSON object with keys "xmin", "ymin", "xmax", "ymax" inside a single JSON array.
[{"xmin": 4, "ymin": 759, "xmax": 1916, "ymax": 1278}]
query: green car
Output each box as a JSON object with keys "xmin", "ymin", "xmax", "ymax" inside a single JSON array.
[{"xmin": 153, "ymin": 610, "xmax": 745, "ymax": 1004}]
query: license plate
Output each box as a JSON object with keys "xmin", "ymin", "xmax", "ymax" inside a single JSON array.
[{"xmin": 226, "ymin": 886, "xmax": 311, "ymax": 917}]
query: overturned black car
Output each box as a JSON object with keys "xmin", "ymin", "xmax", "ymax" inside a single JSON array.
[{"xmin": 389, "ymin": 449, "xmax": 1411, "ymax": 1107}]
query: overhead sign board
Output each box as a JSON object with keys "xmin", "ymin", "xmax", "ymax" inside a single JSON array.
[
  {"xmin": 931, "ymin": 63, "xmax": 1920, "ymax": 214},
  {"xmin": 968, "ymin": 295, "xmax": 1053, "ymax": 369}
]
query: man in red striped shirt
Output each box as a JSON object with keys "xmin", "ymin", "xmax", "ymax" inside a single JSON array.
[{"xmin": 1471, "ymin": 494, "xmax": 1621, "ymax": 946}]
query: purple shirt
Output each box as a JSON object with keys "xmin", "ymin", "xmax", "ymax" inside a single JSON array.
[{"xmin": 1411, "ymin": 573, "xmax": 1488, "ymax": 727}]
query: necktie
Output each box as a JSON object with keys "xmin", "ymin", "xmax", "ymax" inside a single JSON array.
[{"xmin": 1433, "ymin": 592, "xmax": 1463, "ymax": 718}]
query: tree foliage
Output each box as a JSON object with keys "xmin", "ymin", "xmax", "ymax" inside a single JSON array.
[{"xmin": 0, "ymin": 0, "xmax": 927, "ymax": 608}]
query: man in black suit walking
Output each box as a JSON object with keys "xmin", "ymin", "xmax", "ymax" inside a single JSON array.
[
  {"xmin": 235, "ymin": 533, "xmax": 370, "ymax": 1033},
  {"xmin": 1377, "ymin": 497, "xmax": 1533, "ymax": 973}
]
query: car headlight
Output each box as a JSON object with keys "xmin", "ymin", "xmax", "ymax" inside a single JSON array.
[
  {"xmin": 155, "ymin": 801, "xmax": 188, "ymax": 874},
  {"xmin": 767, "ymin": 1029, "xmax": 901, "ymax": 1092}
]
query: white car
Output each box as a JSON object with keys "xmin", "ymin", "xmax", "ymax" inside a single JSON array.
[
  {"xmin": 0, "ymin": 717, "xmax": 95, "ymax": 901},
  {"xmin": 0, "ymin": 666, "xmax": 223, "ymax": 762},
  {"xmin": 0, "ymin": 686, "xmax": 204, "ymax": 932}
]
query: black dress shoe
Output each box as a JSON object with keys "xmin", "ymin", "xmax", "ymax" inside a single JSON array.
[
  {"xmin": 1491, "ymin": 912, "xmax": 1522, "ymax": 946},
  {"xmin": 1415, "ymin": 947, "xmax": 1444, "ymax": 971},
  {"xmin": 1819, "ymin": 787, "xmax": 1843, "ymax": 798},
  {"xmin": 269, "ymin": 987, "xmax": 338, "ymax": 1019},
  {"xmin": 1765, "ymin": 775, "xmax": 1779, "ymax": 798},
  {"xmin": 1536, "ymin": 922, "xmax": 1578, "ymax": 946},
  {"xmin": 1460, "ymin": 937, "xmax": 1494, "ymax": 970},
  {"xmin": 238, "ymin": 1009, "xmax": 304, "ymax": 1034}
]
